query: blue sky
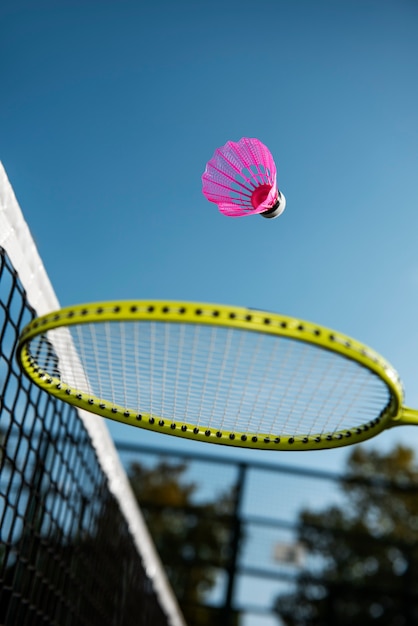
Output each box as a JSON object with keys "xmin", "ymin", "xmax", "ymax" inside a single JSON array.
[{"xmin": 2, "ymin": 0, "xmax": 418, "ymax": 473}]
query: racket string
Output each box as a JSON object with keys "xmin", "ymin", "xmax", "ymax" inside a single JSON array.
[{"xmin": 33, "ymin": 322, "xmax": 391, "ymax": 438}]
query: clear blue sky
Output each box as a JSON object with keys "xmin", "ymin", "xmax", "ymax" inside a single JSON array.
[{"xmin": 2, "ymin": 0, "xmax": 418, "ymax": 472}]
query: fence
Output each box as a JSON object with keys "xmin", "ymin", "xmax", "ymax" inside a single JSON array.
[{"xmin": 116, "ymin": 440, "xmax": 418, "ymax": 626}]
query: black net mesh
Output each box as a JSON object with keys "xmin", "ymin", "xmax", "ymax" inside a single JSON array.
[{"xmin": 0, "ymin": 246, "xmax": 172, "ymax": 626}]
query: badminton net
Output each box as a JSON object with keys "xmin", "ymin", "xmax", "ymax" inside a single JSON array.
[{"xmin": 0, "ymin": 162, "xmax": 185, "ymax": 626}]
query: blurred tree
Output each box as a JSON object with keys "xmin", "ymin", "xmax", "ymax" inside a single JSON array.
[
  {"xmin": 274, "ymin": 445, "xmax": 418, "ymax": 626},
  {"xmin": 128, "ymin": 459, "xmax": 240, "ymax": 626}
]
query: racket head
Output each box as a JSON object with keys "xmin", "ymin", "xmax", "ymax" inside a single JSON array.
[{"xmin": 16, "ymin": 300, "xmax": 404, "ymax": 451}]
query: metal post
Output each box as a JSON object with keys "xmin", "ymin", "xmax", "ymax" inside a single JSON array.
[{"xmin": 221, "ymin": 463, "xmax": 247, "ymax": 626}]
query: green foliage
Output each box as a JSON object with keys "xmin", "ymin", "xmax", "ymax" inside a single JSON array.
[
  {"xmin": 275, "ymin": 445, "xmax": 418, "ymax": 626},
  {"xmin": 128, "ymin": 459, "xmax": 238, "ymax": 626}
]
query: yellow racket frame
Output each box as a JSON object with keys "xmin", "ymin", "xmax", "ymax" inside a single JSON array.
[{"xmin": 16, "ymin": 300, "xmax": 418, "ymax": 451}]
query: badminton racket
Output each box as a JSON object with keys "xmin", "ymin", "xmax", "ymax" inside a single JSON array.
[{"xmin": 16, "ymin": 300, "xmax": 418, "ymax": 451}]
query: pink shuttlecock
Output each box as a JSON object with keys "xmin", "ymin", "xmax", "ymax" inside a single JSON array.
[{"xmin": 202, "ymin": 137, "xmax": 286, "ymax": 218}]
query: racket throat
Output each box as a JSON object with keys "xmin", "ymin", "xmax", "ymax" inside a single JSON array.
[{"xmin": 393, "ymin": 406, "xmax": 418, "ymax": 427}]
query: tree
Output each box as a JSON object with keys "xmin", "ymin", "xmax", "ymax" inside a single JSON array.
[
  {"xmin": 128, "ymin": 459, "xmax": 240, "ymax": 626},
  {"xmin": 274, "ymin": 445, "xmax": 418, "ymax": 626}
]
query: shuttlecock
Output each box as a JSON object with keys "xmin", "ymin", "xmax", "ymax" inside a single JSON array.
[{"xmin": 202, "ymin": 137, "xmax": 286, "ymax": 218}]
